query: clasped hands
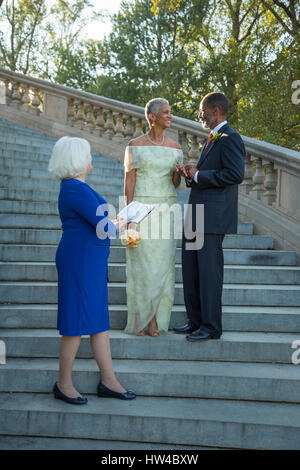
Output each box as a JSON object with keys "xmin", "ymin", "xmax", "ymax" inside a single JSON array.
[{"xmin": 174, "ymin": 164, "xmax": 197, "ymax": 180}]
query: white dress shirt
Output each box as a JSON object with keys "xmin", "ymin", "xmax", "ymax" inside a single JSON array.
[{"xmin": 194, "ymin": 120, "xmax": 228, "ymax": 183}]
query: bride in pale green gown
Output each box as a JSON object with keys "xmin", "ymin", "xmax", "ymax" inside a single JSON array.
[{"xmin": 123, "ymin": 98, "xmax": 183, "ymax": 336}]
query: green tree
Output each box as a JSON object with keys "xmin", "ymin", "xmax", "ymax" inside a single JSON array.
[
  {"xmin": 260, "ymin": 0, "xmax": 300, "ymax": 40},
  {"xmin": 0, "ymin": 0, "xmax": 46, "ymax": 73},
  {"xmin": 151, "ymin": 0, "xmax": 299, "ymax": 149},
  {"xmin": 40, "ymin": 0, "xmax": 103, "ymax": 89},
  {"xmin": 92, "ymin": 0, "xmax": 209, "ymax": 116}
]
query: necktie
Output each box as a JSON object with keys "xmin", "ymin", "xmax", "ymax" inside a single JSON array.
[{"xmin": 205, "ymin": 132, "xmax": 213, "ymax": 148}]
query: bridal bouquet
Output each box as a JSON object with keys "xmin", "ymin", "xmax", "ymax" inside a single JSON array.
[{"xmin": 120, "ymin": 229, "xmax": 142, "ymax": 248}]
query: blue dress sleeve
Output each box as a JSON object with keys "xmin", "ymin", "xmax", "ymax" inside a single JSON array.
[{"xmin": 66, "ymin": 183, "xmax": 117, "ymax": 239}]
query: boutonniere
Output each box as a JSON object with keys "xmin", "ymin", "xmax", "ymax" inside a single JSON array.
[{"xmin": 212, "ymin": 131, "xmax": 222, "ymax": 143}]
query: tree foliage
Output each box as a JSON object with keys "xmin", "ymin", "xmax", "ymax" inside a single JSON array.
[
  {"xmin": 149, "ymin": 0, "xmax": 299, "ymax": 149},
  {"xmin": 0, "ymin": 0, "xmax": 102, "ymax": 87},
  {"xmin": 0, "ymin": 0, "xmax": 46, "ymax": 73},
  {"xmin": 40, "ymin": 0, "xmax": 102, "ymax": 89},
  {"xmin": 0, "ymin": 0, "xmax": 298, "ymax": 149},
  {"xmin": 91, "ymin": 0, "xmax": 209, "ymax": 117}
]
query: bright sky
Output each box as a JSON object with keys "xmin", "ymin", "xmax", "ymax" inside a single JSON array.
[
  {"xmin": 82, "ymin": 0, "xmax": 130, "ymax": 40},
  {"xmin": 1, "ymin": 1, "xmax": 132, "ymax": 41}
]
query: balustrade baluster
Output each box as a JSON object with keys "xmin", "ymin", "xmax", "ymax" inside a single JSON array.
[
  {"xmin": 178, "ymin": 131, "xmax": 189, "ymax": 163},
  {"xmin": 250, "ymin": 156, "xmax": 264, "ymax": 200},
  {"xmin": 5, "ymin": 80, "xmax": 12, "ymax": 105},
  {"xmin": 29, "ymin": 87, "xmax": 41, "ymax": 115},
  {"xmin": 104, "ymin": 110, "xmax": 114, "ymax": 139},
  {"xmin": 240, "ymin": 152, "xmax": 254, "ymax": 194},
  {"xmin": 74, "ymin": 100, "xmax": 85, "ymax": 129},
  {"xmin": 132, "ymin": 117, "xmax": 143, "ymax": 138},
  {"xmin": 124, "ymin": 115, "xmax": 133, "ymax": 140},
  {"xmin": 85, "ymin": 103, "xmax": 95, "ymax": 133},
  {"xmin": 67, "ymin": 98, "xmax": 75, "ymax": 127},
  {"xmin": 20, "ymin": 84, "xmax": 30, "ymax": 112},
  {"xmin": 263, "ymin": 160, "xmax": 277, "ymax": 206},
  {"xmin": 188, "ymin": 134, "xmax": 199, "ymax": 164},
  {"xmin": 95, "ymin": 107, "xmax": 105, "ymax": 135},
  {"xmin": 10, "ymin": 81, "xmax": 22, "ymax": 109},
  {"xmin": 113, "ymin": 112, "xmax": 124, "ymax": 141}
]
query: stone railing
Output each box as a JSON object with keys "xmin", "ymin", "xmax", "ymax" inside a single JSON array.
[{"xmin": 0, "ymin": 68, "xmax": 299, "ymax": 258}]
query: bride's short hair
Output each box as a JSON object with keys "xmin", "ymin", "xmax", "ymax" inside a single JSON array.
[
  {"xmin": 48, "ymin": 136, "xmax": 91, "ymax": 180},
  {"xmin": 145, "ymin": 98, "xmax": 169, "ymax": 127}
]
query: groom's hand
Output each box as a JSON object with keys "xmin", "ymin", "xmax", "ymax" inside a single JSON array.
[
  {"xmin": 185, "ymin": 165, "xmax": 198, "ymax": 179},
  {"xmin": 174, "ymin": 164, "xmax": 188, "ymax": 178}
]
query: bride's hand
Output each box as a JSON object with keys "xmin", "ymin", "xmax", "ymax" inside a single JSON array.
[
  {"xmin": 113, "ymin": 217, "xmax": 128, "ymax": 232},
  {"xmin": 174, "ymin": 164, "xmax": 188, "ymax": 178}
]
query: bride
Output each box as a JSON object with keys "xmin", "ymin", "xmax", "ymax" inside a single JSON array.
[{"xmin": 123, "ymin": 98, "xmax": 183, "ymax": 336}]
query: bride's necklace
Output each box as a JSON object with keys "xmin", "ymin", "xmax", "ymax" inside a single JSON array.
[{"xmin": 146, "ymin": 132, "xmax": 165, "ymax": 146}]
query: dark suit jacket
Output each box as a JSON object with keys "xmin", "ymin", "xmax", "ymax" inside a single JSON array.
[{"xmin": 186, "ymin": 123, "xmax": 245, "ymax": 234}]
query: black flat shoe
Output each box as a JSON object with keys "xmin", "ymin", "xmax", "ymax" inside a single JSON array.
[
  {"xmin": 173, "ymin": 323, "xmax": 198, "ymax": 334},
  {"xmin": 186, "ymin": 329, "xmax": 221, "ymax": 341},
  {"xmin": 53, "ymin": 382, "xmax": 88, "ymax": 405},
  {"xmin": 97, "ymin": 382, "xmax": 136, "ymax": 400}
]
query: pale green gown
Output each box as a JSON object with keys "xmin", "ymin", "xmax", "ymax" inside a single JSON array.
[{"xmin": 124, "ymin": 145, "xmax": 183, "ymax": 335}]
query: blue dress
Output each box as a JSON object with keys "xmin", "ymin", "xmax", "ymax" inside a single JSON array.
[{"xmin": 55, "ymin": 178, "xmax": 117, "ymax": 336}]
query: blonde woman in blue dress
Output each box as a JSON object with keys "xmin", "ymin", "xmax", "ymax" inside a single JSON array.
[{"xmin": 124, "ymin": 98, "xmax": 183, "ymax": 336}]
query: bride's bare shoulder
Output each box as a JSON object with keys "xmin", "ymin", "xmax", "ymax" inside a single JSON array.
[
  {"xmin": 128, "ymin": 135, "xmax": 147, "ymax": 147},
  {"xmin": 164, "ymin": 135, "xmax": 181, "ymax": 150}
]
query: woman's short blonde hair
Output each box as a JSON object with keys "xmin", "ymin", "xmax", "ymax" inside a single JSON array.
[{"xmin": 48, "ymin": 136, "xmax": 91, "ymax": 180}]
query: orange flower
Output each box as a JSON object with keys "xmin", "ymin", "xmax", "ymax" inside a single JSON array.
[{"xmin": 121, "ymin": 229, "xmax": 142, "ymax": 247}]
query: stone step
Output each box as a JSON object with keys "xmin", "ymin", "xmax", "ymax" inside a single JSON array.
[
  {"xmin": 108, "ymin": 247, "xmax": 296, "ymax": 265},
  {"xmin": 0, "ymin": 435, "xmax": 202, "ymax": 450},
  {"xmin": 0, "ymin": 130, "xmax": 56, "ymax": 144},
  {"xmin": 0, "ymin": 151, "xmax": 124, "ymax": 170},
  {"xmin": 0, "ymin": 210, "xmax": 116, "ymax": 229},
  {"xmin": 0, "ymin": 190, "xmax": 111, "ymax": 208},
  {"xmin": 0, "ymin": 174, "xmax": 123, "ymax": 191},
  {"xmin": 0, "ymin": 141, "xmax": 56, "ymax": 154},
  {"xmin": 1, "ymin": 357, "xmax": 299, "ymax": 404},
  {"xmin": 1, "ymin": 304, "xmax": 300, "ymax": 333},
  {"xmin": 0, "ymin": 135, "xmax": 57, "ymax": 147},
  {"xmin": 1, "ymin": 281, "xmax": 299, "ymax": 306},
  {"xmin": 0, "ymin": 119, "xmax": 54, "ymax": 133},
  {"xmin": 0, "ymin": 228, "xmax": 273, "ymax": 249},
  {"xmin": 0, "ymin": 391, "xmax": 300, "ymax": 449},
  {"xmin": 0, "ymin": 148, "xmax": 123, "ymax": 169},
  {"xmin": 0, "ymin": 119, "xmax": 57, "ymax": 137},
  {"xmin": 0, "ymin": 197, "xmax": 121, "ymax": 216},
  {"xmin": 0, "ymin": 244, "xmax": 294, "ymax": 265},
  {"xmin": 0, "ymin": 157, "xmax": 124, "ymax": 182},
  {"xmin": 0, "ymin": 157, "xmax": 125, "ymax": 177},
  {"xmin": 1, "ymin": 329, "xmax": 299, "ymax": 364},
  {"xmin": 1, "ymin": 262, "xmax": 299, "ymax": 285}
]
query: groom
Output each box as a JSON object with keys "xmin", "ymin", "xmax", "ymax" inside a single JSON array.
[{"xmin": 174, "ymin": 92, "xmax": 245, "ymax": 341}]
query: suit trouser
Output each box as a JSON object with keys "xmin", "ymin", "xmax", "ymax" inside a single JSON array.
[{"xmin": 182, "ymin": 233, "xmax": 225, "ymax": 335}]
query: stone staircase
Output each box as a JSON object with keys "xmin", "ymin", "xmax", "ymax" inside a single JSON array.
[{"xmin": 1, "ymin": 117, "xmax": 300, "ymax": 450}]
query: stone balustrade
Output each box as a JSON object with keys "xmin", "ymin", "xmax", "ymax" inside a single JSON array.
[{"xmin": 0, "ymin": 67, "xmax": 299, "ymax": 259}]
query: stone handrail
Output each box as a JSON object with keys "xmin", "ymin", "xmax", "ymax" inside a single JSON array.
[{"xmin": 0, "ymin": 67, "xmax": 299, "ymax": 258}]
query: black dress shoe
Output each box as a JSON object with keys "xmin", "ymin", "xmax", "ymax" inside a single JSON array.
[
  {"xmin": 53, "ymin": 382, "xmax": 88, "ymax": 405},
  {"xmin": 97, "ymin": 382, "xmax": 136, "ymax": 400},
  {"xmin": 186, "ymin": 329, "xmax": 221, "ymax": 341},
  {"xmin": 173, "ymin": 323, "xmax": 198, "ymax": 334}
]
